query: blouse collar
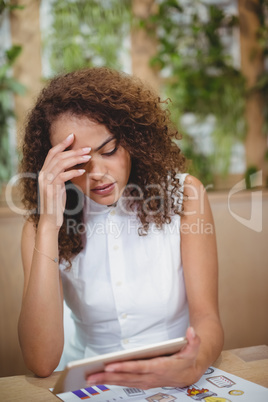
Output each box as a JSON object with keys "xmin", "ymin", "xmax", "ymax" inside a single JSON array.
[{"xmin": 83, "ymin": 194, "xmax": 116, "ymax": 215}]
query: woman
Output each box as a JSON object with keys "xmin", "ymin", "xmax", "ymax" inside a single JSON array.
[{"xmin": 19, "ymin": 67, "xmax": 223, "ymax": 389}]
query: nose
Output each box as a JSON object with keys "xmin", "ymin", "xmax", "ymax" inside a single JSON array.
[{"xmin": 87, "ymin": 155, "xmax": 108, "ymax": 181}]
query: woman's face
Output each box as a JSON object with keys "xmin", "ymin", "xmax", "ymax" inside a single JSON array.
[{"xmin": 50, "ymin": 114, "xmax": 131, "ymax": 205}]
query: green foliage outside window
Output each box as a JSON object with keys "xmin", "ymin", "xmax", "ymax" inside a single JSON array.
[
  {"xmin": 43, "ymin": 0, "xmax": 268, "ymax": 187},
  {"xmin": 253, "ymin": 0, "xmax": 268, "ymax": 165},
  {"xmin": 148, "ymin": 0, "xmax": 247, "ymax": 185},
  {"xmin": 0, "ymin": 1, "xmax": 25, "ymax": 187},
  {"xmin": 45, "ymin": 0, "xmax": 248, "ymax": 186},
  {"xmin": 43, "ymin": 0, "xmax": 131, "ymax": 75}
]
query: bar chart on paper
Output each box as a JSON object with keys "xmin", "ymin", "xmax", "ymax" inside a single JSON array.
[
  {"xmin": 72, "ymin": 385, "xmax": 110, "ymax": 399},
  {"xmin": 54, "ymin": 383, "xmax": 146, "ymax": 401}
]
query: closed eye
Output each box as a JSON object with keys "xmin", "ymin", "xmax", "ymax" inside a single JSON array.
[{"xmin": 102, "ymin": 146, "xmax": 118, "ymax": 157}]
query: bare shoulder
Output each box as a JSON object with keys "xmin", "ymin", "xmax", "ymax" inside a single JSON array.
[
  {"xmin": 182, "ymin": 175, "xmax": 210, "ymax": 217},
  {"xmin": 184, "ymin": 174, "xmax": 202, "ymax": 186},
  {"xmin": 184, "ymin": 174, "xmax": 204, "ymax": 194}
]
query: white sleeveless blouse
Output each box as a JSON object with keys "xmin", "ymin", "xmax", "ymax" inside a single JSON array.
[{"xmin": 59, "ymin": 174, "xmax": 189, "ymax": 364}]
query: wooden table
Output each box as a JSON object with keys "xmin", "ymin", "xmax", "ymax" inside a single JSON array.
[{"xmin": 0, "ymin": 345, "xmax": 267, "ymax": 401}]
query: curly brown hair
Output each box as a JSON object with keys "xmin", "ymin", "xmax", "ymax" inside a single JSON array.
[{"xmin": 20, "ymin": 67, "xmax": 186, "ymax": 267}]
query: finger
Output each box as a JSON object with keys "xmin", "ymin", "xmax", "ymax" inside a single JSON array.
[
  {"xmin": 53, "ymin": 153, "xmax": 91, "ymax": 177},
  {"xmin": 43, "ymin": 133, "xmax": 75, "ymax": 167},
  {"xmin": 43, "ymin": 147, "xmax": 91, "ymax": 175},
  {"xmin": 41, "ymin": 154, "xmax": 91, "ymax": 183},
  {"xmin": 87, "ymin": 372, "xmax": 152, "ymax": 389},
  {"xmin": 175, "ymin": 327, "xmax": 200, "ymax": 359},
  {"xmin": 58, "ymin": 168, "xmax": 86, "ymax": 183},
  {"xmin": 40, "ymin": 170, "xmax": 86, "ymax": 193},
  {"xmin": 49, "ymin": 146, "xmax": 91, "ymax": 165},
  {"xmin": 105, "ymin": 358, "xmax": 153, "ymax": 374}
]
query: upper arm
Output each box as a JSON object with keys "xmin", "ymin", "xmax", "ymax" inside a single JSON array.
[{"xmin": 180, "ymin": 175, "xmax": 219, "ymax": 323}]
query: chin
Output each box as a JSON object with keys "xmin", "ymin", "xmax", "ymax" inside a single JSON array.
[{"xmin": 91, "ymin": 194, "xmax": 119, "ymax": 205}]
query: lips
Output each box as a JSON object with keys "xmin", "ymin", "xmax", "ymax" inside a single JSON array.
[
  {"xmin": 91, "ymin": 182, "xmax": 116, "ymax": 196},
  {"xmin": 93, "ymin": 182, "xmax": 114, "ymax": 190}
]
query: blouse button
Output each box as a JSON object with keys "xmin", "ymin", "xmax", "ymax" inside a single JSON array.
[
  {"xmin": 110, "ymin": 209, "xmax": 116, "ymax": 216},
  {"xmin": 121, "ymin": 313, "xmax": 127, "ymax": 319},
  {"xmin": 113, "ymin": 244, "xmax": 119, "ymax": 250},
  {"xmin": 122, "ymin": 338, "xmax": 129, "ymax": 344},
  {"xmin": 116, "ymin": 281, "xmax": 122, "ymax": 287}
]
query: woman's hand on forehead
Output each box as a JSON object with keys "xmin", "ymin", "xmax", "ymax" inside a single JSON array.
[
  {"xmin": 38, "ymin": 133, "xmax": 91, "ymax": 228},
  {"xmin": 66, "ymin": 134, "xmax": 117, "ymax": 154}
]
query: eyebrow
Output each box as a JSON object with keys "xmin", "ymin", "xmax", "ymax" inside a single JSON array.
[{"xmin": 93, "ymin": 136, "xmax": 115, "ymax": 152}]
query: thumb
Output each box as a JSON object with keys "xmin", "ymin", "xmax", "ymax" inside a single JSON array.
[{"xmin": 178, "ymin": 327, "xmax": 200, "ymax": 358}]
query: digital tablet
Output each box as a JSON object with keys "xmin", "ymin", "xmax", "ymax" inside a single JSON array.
[{"xmin": 53, "ymin": 336, "xmax": 187, "ymax": 394}]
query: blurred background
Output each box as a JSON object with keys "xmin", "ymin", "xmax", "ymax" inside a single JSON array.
[{"xmin": 0, "ymin": 0, "xmax": 267, "ymax": 377}]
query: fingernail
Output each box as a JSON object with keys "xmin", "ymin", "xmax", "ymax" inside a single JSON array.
[
  {"xmin": 78, "ymin": 169, "xmax": 86, "ymax": 174},
  {"xmin": 66, "ymin": 133, "xmax": 74, "ymax": 140},
  {"xmin": 82, "ymin": 155, "xmax": 91, "ymax": 160},
  {"xmin": 190, "ymin": 327, "xmax": 196, "ymax": 338},
  {"xmin": 82, "ymin": 147, "xmax": 91, "ymax": 152}
]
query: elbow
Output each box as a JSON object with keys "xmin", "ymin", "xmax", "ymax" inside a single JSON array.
[
  {"xmin": 22, "ymin": 345, "xmax": 63, "ymax": 377},
  {"xmin": 25, "ymin": 357, "xmax": 60, "ymax": 378},
  {"xmin": 19, "ymin": 337, "xmax": 63, "ymax": 378},
  {"xmin": 31, "ymin": 366, "xmax": 55, "ymax": 378},
  {"xmin": 18, "ymin": 323, "xmax": 63, "ymax": 377}
]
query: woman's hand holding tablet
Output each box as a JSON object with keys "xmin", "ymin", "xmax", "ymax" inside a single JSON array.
[{"xmin": 53, "ymin": 336, "xmax": 188, "ymax": 394}]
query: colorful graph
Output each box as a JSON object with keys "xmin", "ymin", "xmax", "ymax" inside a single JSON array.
[
  {"xmin": 96, "ymin": 385, "xmax": 109, "ymax": 392},
  {"xmin": 72, "ymin": 385, "xmax": 111, "ymax": 399},
  {"xmin": 84, "ymin": 386, "xmax": 99, "ymax": 396},
  {"xmin": 72, "ymin": 389, "xmax": 90, "ymax": 399}
]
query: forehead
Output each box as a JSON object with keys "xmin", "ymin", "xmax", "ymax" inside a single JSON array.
[{"xmin": 50, "ymin": 114, "xmax": 113, "ymax": 148}]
